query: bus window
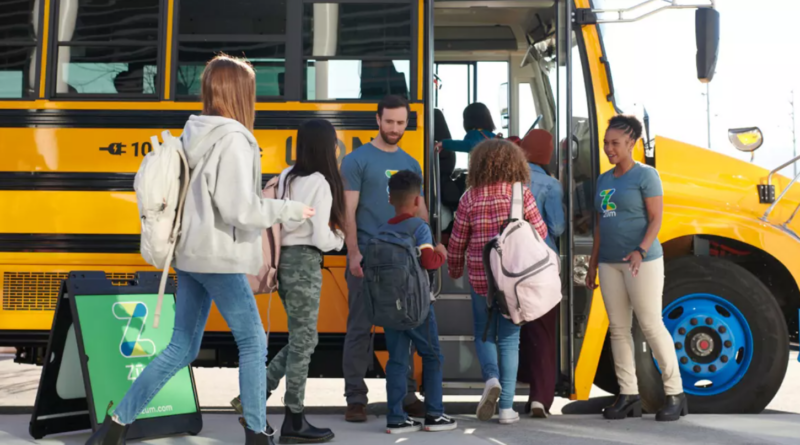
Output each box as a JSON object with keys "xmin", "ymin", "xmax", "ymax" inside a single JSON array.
[
  {"xmin": 302, "ymin": 3, "xmax": 412, "ymax": 100},
  {"xmin": 0, "ymin": 0, "xmax": 40, "ymax": 98},
  {"xmin": 176, "ymin": 0, "xmax": 287, "ymax": 99},
  {"xmin": 53, "ymin": 0, "xmax": 160, "ymax": 96}
]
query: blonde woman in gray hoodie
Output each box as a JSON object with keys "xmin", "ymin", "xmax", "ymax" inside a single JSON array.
[{"xmin": 86, "ymin": 55, "xmax": 313, "ymax": 445}]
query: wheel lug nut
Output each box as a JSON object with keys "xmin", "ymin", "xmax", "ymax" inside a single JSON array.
[
  {"xmin": 721, "ymin": 355, "xmax": 729, "ymax": 363},
  {"xmin": 724, "ymin": 340, "xmax": 732, "ymax": 348},
  {"xmin": 706, "ymin": 317, "xmax": 714, "ymax": 325},
  {"xmin": 678, "ymin": 327, "xmax": 686, "ymax": 335},
  {"xmin": 709, "ymin": 365, "xmax": 717, "ymax": 372},
  {"xmin": 719, "ymin": 326, "xmax": 727, "ymax": 334},
  {"xmin": 693, "ymin": 365, "xmax": 701, "ymax": 373},
  {"xmin": 680, "ymin": 357, "xmax": 689, "ymax": 364},
  {"xmin": 675, "ymin": 342, "xmax": 683, "ymax": 350},
  {"xmin": 690, "ymin": 318, "xmax": 698, "ymax": 326}
]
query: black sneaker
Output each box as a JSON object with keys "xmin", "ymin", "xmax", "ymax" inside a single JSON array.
[
  {"xmin": 424, "ymin": 414, "xmax": 457, "ymax": 432},
  {"xmin": 386, "ymin": 419, "xmax": 422, "ymax": 435}
]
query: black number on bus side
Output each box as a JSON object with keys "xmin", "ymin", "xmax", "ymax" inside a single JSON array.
[{"xmin": 132, "ymin": 142, "xmax": 153, "ymax": 157}]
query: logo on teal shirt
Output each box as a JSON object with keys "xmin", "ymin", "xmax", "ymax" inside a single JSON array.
[{"xmin": 600, "ymin": 189, "xmax": 617, "ymax": 217}]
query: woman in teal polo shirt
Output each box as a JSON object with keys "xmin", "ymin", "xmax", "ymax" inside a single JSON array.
[{"xmin": 585, "ymin": 115, "xmax": 686, "ymax": 422}]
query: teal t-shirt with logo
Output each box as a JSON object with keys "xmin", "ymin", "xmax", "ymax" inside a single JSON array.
[
  {"xmin": 341, "ymin": 142, "xmax": 423, "ymax": 248},
  {"xmin": 594, "ymin": 162, "xmax": 664, "ymax": 263}
]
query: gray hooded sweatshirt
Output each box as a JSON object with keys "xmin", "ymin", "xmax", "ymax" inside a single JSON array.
[{"xmin": 175, "ymin": 115, "xmax": 306, "ymax": 275}]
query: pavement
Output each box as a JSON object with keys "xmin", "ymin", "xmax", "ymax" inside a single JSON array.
[{"xmin": 0, "ymin": 350, "xmax": 798, "ymax": 444}]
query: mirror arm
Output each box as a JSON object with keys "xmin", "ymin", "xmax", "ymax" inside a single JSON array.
[{"xmin": 580, "ymin": 0, "xmax": 715, "ymax": 25}]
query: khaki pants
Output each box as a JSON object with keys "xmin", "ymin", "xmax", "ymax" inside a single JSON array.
[{"xmin": 599, "ymin": 258, "xmax": 683, "ymax": 395}]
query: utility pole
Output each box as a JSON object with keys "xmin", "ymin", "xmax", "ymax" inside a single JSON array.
[
  {"xmin": 791, "ymin": 90, "xmax": 797, "ymax": 177},
  {"xmin": 706, "ymin": 82, "xmax": 712, "ymax": 149}
]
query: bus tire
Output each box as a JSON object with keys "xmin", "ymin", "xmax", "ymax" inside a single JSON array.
[
  {"xmin": 634, "ymin": 256, "xmax": 789, "ymax": 414},
  {"xmin": 593, "ymin": 337, "xmax": 620, "ymax": 395}
]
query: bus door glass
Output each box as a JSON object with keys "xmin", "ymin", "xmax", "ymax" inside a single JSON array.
[{"xmin": 549, "ymin": 0, "xmax": 595, "ymax": 394}]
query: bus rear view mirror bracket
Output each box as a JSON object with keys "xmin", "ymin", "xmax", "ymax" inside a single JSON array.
[{"xmin": 578, "ymin": 1, "xmax": 719, "ymax": 83}]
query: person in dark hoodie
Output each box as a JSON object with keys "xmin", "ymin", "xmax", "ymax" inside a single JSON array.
[{"xmin": 85, "ymin": 54, "xmax": 313, "ymax": 445}]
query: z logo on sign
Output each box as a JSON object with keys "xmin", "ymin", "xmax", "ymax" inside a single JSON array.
[{"xmin": 113, "ymin": 302, "xmax": 157, "ymax": 358}]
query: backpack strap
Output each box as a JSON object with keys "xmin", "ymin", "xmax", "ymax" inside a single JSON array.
[
  {"xmin": 509, "ymin": 182, "xmax": 524, "ymax": 221},
  {"xmin": 152, "ymin": 123, "xmax": 242, "ymax": 329}
]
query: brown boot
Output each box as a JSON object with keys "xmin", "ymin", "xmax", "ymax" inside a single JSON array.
[
  {"xmin": 345, "ymin": 403, "xmax": 367, "ymax": 423},
  {"xmin": 403, "ymin": 398, "xmax": 426, "ymax": 418}
]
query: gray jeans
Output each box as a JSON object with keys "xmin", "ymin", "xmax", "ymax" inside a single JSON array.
[{"xmin": 343, "ymin": 267, "xmax": 418, "ymax": 405}]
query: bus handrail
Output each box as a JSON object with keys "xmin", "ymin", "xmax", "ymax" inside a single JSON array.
[
  {"xmin": 762, "ymin": 155, "xmax": 800, "ymax": 220},
  {"xmin": 766, "ymin": 154, "xmax": 800, "ymax": 189}
]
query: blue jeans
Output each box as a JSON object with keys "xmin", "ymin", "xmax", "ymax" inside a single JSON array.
[
  {"xmin": 384, "ymin": 307, "xmax": 444, "ymax": 424},
  {"xmin": 470, "ymin": 289, "xmax": 521, "ymax": 409},
  {"xmin": 114, "ymin": 270, "xmax": 267, "ymax": 432}
]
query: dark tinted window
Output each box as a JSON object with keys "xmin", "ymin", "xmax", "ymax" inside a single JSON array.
[
  {"xmin": 179, "ymin": 0, "xmax": 286, "ymax": 36},
  {"xmin": 68, "ymin": 0, "xmax": 159, "ymax": 42},
  {"xmin": 302, "ymin": 3, "xmax": 412, "ymax": 101},
  {"xmin": 0, "ymin": 0, "xmax": 40, "ymax": 98},
  {"xmin": 303, "ymin": 3, "xmax": 411, "ymax": 57},
  {"xmin": 54, "ymin": 0, "xmax": 161, "ymax": 96},
  {"xmin": 0, "ymin": 0, "xmax": 38, "ymax": 40},
  {"xmin": 175, "ymin": 0, "xmax": 287, "ymax": 99}
]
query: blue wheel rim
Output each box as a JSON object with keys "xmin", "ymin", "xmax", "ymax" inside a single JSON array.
[{"xmin": 656, "ymin": 293, "xmax": 754, "ymax": 396}]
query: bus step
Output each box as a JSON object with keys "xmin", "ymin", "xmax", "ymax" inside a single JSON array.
[
  {"xmin": 433, "ymin": 295, "xmax": 474, "ymax": 336},
  {"xmin": 441, "ymin": 381, "xmax": 531, "ymax": 396}
]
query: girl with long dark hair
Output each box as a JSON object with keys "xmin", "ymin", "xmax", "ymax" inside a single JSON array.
[{"xmin": 267, "ymin": 119, "xmax": 345, "ymax": 442}]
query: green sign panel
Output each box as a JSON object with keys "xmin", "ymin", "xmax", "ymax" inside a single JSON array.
[
  {"xmin": 74, "ymin": 293, "xmax": 198, "ymax": 424},
  {"xmin": 29, "ymin": 272, "xmax": 202, "ymax": 441}
]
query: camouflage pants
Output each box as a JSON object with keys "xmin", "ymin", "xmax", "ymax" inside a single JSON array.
[{"xmin": 267, "ymin": 246, "xmax": 323, "ymax": 413}]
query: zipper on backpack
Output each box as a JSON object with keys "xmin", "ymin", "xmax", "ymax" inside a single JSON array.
[{"xmin": 233, "ymin": 227, "xmax": 236, "ymax": 242}]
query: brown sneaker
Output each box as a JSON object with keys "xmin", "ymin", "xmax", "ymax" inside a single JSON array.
[
  {"xmin": 403, "ymin": 398, "xmax": 426, "ymax": 418},
  {"xmin": 345, "ymin": 403, "xmax": 367, "ymax": 423}
]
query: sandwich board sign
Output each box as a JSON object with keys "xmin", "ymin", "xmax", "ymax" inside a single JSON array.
[{"xmin": 29, "ymin": 271, "xmax": 202, "ymax": 440}]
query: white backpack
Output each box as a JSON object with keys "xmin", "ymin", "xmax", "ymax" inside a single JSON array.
[
  {"xmin": 134, "ymin": 130, "xmax": 190, "ymax": 329},
  {"xmin": 135, "ymin": 124, "xmax": 239, "ymax": 328},
  {"xmin": 482, "ymin": 182, "xmax": 562, "ymax": 331}
]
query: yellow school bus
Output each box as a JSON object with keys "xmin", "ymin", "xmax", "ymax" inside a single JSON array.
[{"xmin": 0, "ymin": 0, "xmax": 795, "ymax": 414}]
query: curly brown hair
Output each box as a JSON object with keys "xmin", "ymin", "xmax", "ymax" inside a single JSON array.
[{"xmin": 467, "ymin": 139, "xmax": 530, "ymax": 188}]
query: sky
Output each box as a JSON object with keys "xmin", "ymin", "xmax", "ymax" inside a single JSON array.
[{"xmin": 596, "ymin": 0, "xmax": 800, "ymax": 174}]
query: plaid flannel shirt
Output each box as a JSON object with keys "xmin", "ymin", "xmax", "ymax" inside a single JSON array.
[{"xmin": 447, "ymin": 182, "xmax": 548, "ymax": 297}]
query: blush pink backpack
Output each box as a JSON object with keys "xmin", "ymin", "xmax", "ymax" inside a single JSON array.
[
  {"xmin": 247, "ymin": 176, "xmax": 281, "ymax": 294},
  {"xmin": 482, "ymin": 182, "xmax": 561, "ymax": 335}
]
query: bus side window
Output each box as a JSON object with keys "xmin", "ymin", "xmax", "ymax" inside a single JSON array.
[
  {"xmin": 175, "ymin": 0, "xmax": 287, "ymax": 100},
  {"xmin": 0, "ymin": 0, "xmax": 40, "ymax": 99},
  {"xmin": 52, "ymin": 0, "xmax": 160, "ymax": 97},
  {"xmin": 303, "ymin": 3, "xmax": 412, "ymax": 101}
]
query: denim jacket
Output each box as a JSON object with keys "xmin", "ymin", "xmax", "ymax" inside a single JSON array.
[{"xmin": 528, "ymin": 163, "xmax": 565, "ymax": 253}]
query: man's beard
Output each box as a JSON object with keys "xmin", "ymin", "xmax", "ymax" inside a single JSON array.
[{"xmin": 379, "ymin": 129, "xmax": 404, "ymax": 146}]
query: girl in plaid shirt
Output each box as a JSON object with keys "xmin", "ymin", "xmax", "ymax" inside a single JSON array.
[{"xmin": 447, "ymin": 140, "xmax": 548, "ymax": 425}]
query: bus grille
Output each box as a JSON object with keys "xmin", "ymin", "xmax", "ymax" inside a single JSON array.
[{"xmin": 2, "ymin": 272, "xmax": 177, "ymax": 311}]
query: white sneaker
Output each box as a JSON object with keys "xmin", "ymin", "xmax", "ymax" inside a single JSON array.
[
  {"xmin": 529, "ymin": 401, "xmax": 548, "ymax": 418},
  {"xmin": 476, "ymin": 378, "xmax": 501, "ymax": 421},
  {"xmin": 499, "ymin": 408, "xmax": 520, "ymax": 425}
]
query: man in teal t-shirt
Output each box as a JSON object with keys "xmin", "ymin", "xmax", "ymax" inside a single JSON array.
[
  {"xmin": 340, "ymin": 95, "xmax": 427, "ymax": 422},
  {"xmin": 594, "ymin": 162, "xmax": 664, "ymax": 263}
]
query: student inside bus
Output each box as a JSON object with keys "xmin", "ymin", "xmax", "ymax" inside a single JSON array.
[{"xmin": 434, "ymin": 102, "xmax": 498, "ymax": 154}]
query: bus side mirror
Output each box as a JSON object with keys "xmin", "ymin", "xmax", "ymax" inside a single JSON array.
[
  {"xmin": 696, "ymin": 8, "xmax": 720, "ymax": 83},
  {"xmin": 728, "ymin": 127, "xmax": 764, "ymax": 153}
]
